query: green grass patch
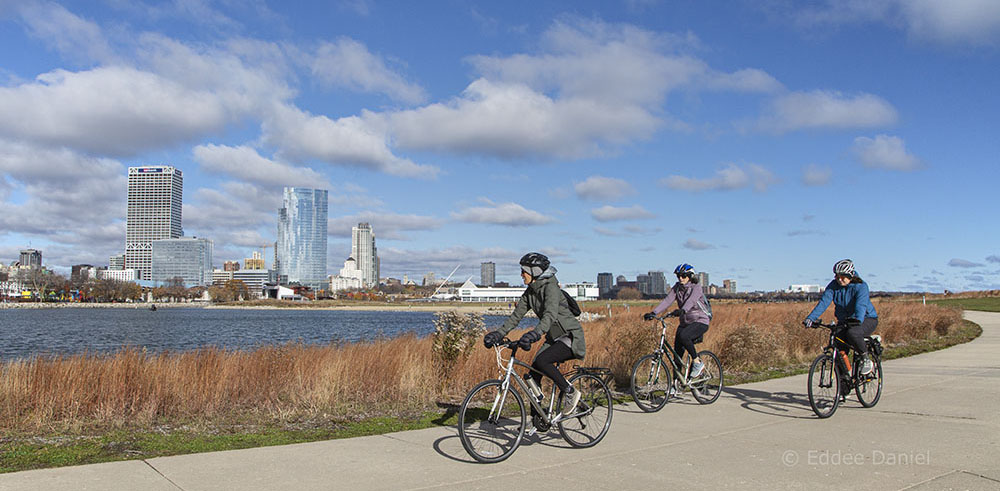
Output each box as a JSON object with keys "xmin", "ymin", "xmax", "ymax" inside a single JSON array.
[{"xmin": 929, "ymin": 297, "xmax": 1000, "ymax": 312}]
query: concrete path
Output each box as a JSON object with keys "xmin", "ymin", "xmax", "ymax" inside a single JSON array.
[{"xmin": 3, "ymin": 311, "xmax": 998, "ymax": 490}]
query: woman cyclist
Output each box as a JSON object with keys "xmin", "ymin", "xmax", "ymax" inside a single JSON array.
[
  {"xmin": 643, "ymin": 263, "xmax": 711, "ymax": 383},
  {"xmin": 483, "ymin": 253, "xmax": 586, "ymax": 429},
  {"xmin": 803, "ymin": 259, "xmax": 878, "ymax": 375}
]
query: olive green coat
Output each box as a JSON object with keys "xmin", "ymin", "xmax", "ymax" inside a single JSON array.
[{"xmin": 496, "ymin": 274, "xmax": 586, "ymax": 360}]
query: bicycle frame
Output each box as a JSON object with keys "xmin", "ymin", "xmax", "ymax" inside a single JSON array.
[
  {"xmin": 813, "ymin": 321, "xmax": 873, "ymax": 391},
  {"xmin": 488, "ymin": 340, "xmax": 589, "ymax": 426},
  {"xmin": 650, "ymin": 317, "xmax": 704, "ymax": 388}
]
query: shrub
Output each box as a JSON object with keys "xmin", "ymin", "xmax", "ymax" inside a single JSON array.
[{"xmin": 431, "ymin": 311, "xmax": 486, "ymax": 380}]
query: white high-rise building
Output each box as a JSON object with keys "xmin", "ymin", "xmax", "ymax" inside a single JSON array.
[
  {"xmin": 276, "ymin": 188, "xmax": 328, "ymax": 291},
  {"xmin": 351, "ymin": 222, "xmax": 379, "ymax": 289},
  {"xmin": 125, "ymin": 166, "xmax": 183, "ymax": 281}
]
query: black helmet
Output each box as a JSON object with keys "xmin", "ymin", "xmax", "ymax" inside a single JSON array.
[
  {"xmin": 833, "ymin": 259, "xmax": 855, "ymax": 277},
  {"xmin": 519, "ymin": 252, "xmax": 550, "ymax": 278}
]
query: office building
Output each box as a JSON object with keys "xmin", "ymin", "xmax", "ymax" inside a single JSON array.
[
  {"xmin": 71, "ymin": 264, "xmax": 96, "ymax": 284},
  {"xmin": 276, "ymin": 188, "xmax": 328, "ymax": 291},
  {"xmin": 245, "ymin": 251, "xmax": 265, "ymax": 270},
  {"xmin": 109, "ymin": 254, "xmax": 125, "ymax": 270},
  {"xmin": 125, "ymin": 166, "xmax": 183, "ymax": 280},
  {"xmin": 696, "ymin": 272, "xmax": 710, "ymax": 288},
  {"xmin": 233, "ymin": 269, "xmax": 270, "ymax": 298},
  {"xmin": 223, "ymin": 261, "xmax": 240, "ymax": 272},
  {"xmin": 19, "ymin": 249, "xmax": 42, "ymax": 269},
  {"xmin": 330, "ymin": 256, "xmax": 364, "ymax": 292},
  {"xmin": 151, "ymin": 237, "xmax": 213, "ymax": 287},
  {"xmin": 597, "ymin": 272, "xmax": 613, "ymax": 297},
  {"xmin": 212, "ymin": 269, "xmax": 234, "ymax": 285},
  {"xmin": 99, "ymin": 269, "xmax": 137, "ymax": 282},
  {"xmin": 636, "ymin": 274, "xmax": 651, "ymax": 296},
  {"xmin": 480, "ymin": 262, "xmax": 496, "ymax": 287},
  {"xmin": 723, "ymin": 279, "xmax": 737, "ymax": 294},
  {"xmin": 649, "ymin": 271, "xmax": 666, "ymax": 295},
  {"xmin": 351, "ymin": 222, "xmax": 379, "ymax": 289}
]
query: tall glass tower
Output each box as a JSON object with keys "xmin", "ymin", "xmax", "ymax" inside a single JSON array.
[
  {"xmin": 351, "ymin": 222, "xmax": 379, "ymax": 288},
  {"xmin": 126, "ymin": 166, "xmax": 183, "ymax": 281},
  {"xmin": 276, "ymin": 188, "xmax": 328, "ymax": 291}
]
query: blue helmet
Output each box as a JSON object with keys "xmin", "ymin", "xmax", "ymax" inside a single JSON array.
[{"xmin": 674, "ymin": 263, "xmax": 695, "ymax": 276}]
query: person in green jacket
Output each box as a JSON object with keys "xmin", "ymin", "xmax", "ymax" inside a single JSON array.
[{"xmin": 483, "ymin": 252, "xmax": 586, "ymax": 427}]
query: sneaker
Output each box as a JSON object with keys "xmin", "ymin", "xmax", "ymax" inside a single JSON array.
[
  {"xmin": 690, "ymin": 359, "xmax": 705, "ymax": 379},
  {"xmin": 561, "ymin": 386, "xmax": 582, "ymax": 417},
  {"xmin": 860, "ymin": 355, "xmax": 874, "ymax": 376}
]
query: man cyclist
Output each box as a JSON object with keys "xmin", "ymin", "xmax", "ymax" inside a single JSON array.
[
  {"xmin": 803, "ymin": 259, "xmax": 879, "ymax": 376},
  {"xmin": 644, "ymin": 263, "xmax": 711, "ymax": 387},
  {"xmin": 483, "ymin": 253, "xmax": 586, "ymax": 432}
]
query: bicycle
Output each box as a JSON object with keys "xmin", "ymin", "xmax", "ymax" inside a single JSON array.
[
  {"xmin": 629, "ymin": 312, "xmax": 724, "ymax": 412},
  {"xmin": 806, "ymin": 320, "xmax": 884, "ymax": 418},
  {"xmin": 457, "ymin": 337, "xmax": 613, "ymax": 463}
]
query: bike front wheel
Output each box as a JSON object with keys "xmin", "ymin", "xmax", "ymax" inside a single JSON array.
[
  {"xmin": 630, "ymin": 354, "xmax": 673, "ymax": 412},
  {"xmin": 691, "ymin": 350, "xmax": 724, "ymax": 404},
  {"xmin": 855, "ymin": 355, "xmax": 883, "ymax": 408},
  {"xmin": 807, "ymin": 354, "xmax": 841, "ymax": 418},
  {"xmin": 558, "ymin": 372, "xmax": 613, "ymax": 448},
  {"xmin": 458, "ymin": 379, "xmax": 526, "ymax": 463}
]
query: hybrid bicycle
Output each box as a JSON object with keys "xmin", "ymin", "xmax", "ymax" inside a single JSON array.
[
  {"xmin": 629, "ymin": 312, "xmax": 723, "ymax": 412},
  {"xmin": 806, "ymin": 320, "xmax": 884, "ymax": 418},
  {"xmin": 457, "ymin": 337, "xmax": 613, "ymax": 463}
]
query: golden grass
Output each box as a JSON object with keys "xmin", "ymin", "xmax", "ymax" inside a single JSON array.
[{"xmin": 0, "ymin": 301, "xmax": 962, "ymax": 432}]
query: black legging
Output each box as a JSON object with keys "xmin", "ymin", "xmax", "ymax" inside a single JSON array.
[
  {"xmin": 837, "ymin": 317, "xmax": 878, "ymax": 355},
  {"xmin": 674, "ymin": 322, "xmax": 709, "ymax": 361},
  {"xmin": 529, "ymin": 342, "xmax": 574, "ymax": 392}
]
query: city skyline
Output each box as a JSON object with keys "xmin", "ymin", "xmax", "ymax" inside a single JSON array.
[{"xmin": 1, "ymin": 2, "xmax": 999, "ymax": 292}]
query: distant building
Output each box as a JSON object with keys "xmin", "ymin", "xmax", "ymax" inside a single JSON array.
[
  {"xmin": 151, "ymin": 237, "xmax": 213, "ymax": 287},
  {"xmin": 561, "ymin": 282, "xmax": 599, "ymax": 301},
  {"xmin": 696, "ymin": 272, "xmax": 709, "ymax": 288},
  {"xmin": 352, "ymin": 223, "xmax": 378, "ymax": 289},
  {"xmin": 616, "ymin": 275, "xmax": 627, "ymax": 286},
  {"xmin": 423, "ymin": 272, "xmax": 443, "ymax": 286},
  {"xmin": 109, "ymin": 254, "xmax": 125, "ymax": 270},
  {"xmin": 211, "ymin": 269, "xmax": 234, "ymax": 286},
  {"xmin": 457, "ymin": 279, "xmax": 597, "ymax": 302},
  {"xmin": 276, "ymin": 187, "xmax": 328, "ymax": 291},
  {"xmin": 597, "ymin": 272, "xmax": 614, "ymax": 297},
  {"xmin": 223, "ymin": 261, "xmax": 240, "ymax": 272},
  {"xmin": 19, "ymin": 249, "xmax": 42, "ymax": 269},
  {"xmin": 99, "ymin": 269, "xmax": 137, "ymax": 282},
  {"xmin": 330, "ymin": 256, "xmax": 363, "ymax": 292},
  {"xmin": 786, "ymin": 284, "xmax": 822, "ymax": 293},
  {"xmin": 232, "ymin": 269, "xmax": 270, "ymax": 298},
  {"xmin": 636, "ymin": 274, "xmax": 651, "ymax": 295},
  {"xmin": 480, "ymin": 262, "xmax": 496, "ymax": 287},
  {"xmin": 244, "ymin": 251, "xmax": 265, "ymax": 270},
  {"xmin": 126, "ymin": 166, "xmax": 183, "ymax": 281},
  {"xmin": 71, "ymin": 264, "xmax": 96, "ymax": 284},
  {"xmin": 723, "ymin": 279, "xmax": 737, "ymax": 294},
  {"xmin": 649, "ymin": 271, "xmax": 666, "ymax": 295}
]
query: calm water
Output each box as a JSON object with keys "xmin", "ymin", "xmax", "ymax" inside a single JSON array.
[{"xmin": 0, "ymin": 308, "xmax": 536, "ymax": 360}]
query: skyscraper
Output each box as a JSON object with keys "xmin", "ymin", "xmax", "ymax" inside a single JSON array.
[
  {"xmin": 276, "ymin": 188, "xmax": 328, "ymax": 291},
  {"xmin": 597, "ymin": 272, "xmax": 613, "ymax": 297},
  {"xmin": 480, "ymin": 262, "xmax": 495, "ymax": 287},
  {"xmin": 19, "ymin": 249, "xmax": 42, "ymax": 268},
  {"xmin": 126, "ymin": 166, "xmax": 183, "ymax": 281},
  {"xmin": 151, "ymin": 237, "xmax": 213, "ymax": 286},
  {"xmin": 649, "ymin": 271, "xmax": 667, "ymax": 295},
  {"xmin": 351, "ymin": 222, "xmax": 378, "ymax": 288}
]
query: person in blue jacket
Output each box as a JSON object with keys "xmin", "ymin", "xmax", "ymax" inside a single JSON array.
[{"xmin": 803, "ymin": 259, "xmax": 878, "ymax": 375}]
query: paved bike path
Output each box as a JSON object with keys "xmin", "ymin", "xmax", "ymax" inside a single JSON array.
[{"xmin": 3, "ymin": 311, "xmax": 998, "ymax": 490}]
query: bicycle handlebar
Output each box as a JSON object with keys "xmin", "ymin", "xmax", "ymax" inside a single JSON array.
[{"xmin": 808, "ymin": 319, "xmax": 839, "ymax": 329}]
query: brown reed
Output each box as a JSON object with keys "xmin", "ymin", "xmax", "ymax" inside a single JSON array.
[{"xmin": 0, "ymin": 301, "xmax": 961, "ymax": 432}]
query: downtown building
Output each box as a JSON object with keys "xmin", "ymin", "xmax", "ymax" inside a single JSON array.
[
  {"xmin": 480, "ymin": 262, "xmax": 496, "ymax": 287},
  {"xmin": 351, "ymin": 222, "xmax": 379, "ymax": 289},
  {"xmin": 151, "ymin": 237, "xmax": 213, "ymax": 287},
  {"xmin": 276, "ymin": 188, "xmax": 328, "ymax": 292},
  {"xmin": 125, "ymin": 166, "xmax": 183, "ymax": 281}
]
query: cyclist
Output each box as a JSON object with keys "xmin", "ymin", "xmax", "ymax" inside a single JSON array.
[
  {"xmin": 643, "ymin": 263, "xmax": 711, "ymax": 385},
  {"xmin": 483, "ymin": 253, "xmax": 586, "ymax": 427},
  {"xmin": 803, "ymin": 259, "xmax": 878, "ymax": 375}
]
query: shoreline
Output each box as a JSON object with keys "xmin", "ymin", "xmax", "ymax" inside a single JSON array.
[{"xmin": 0, "ymin": 301, "xmax": 516, "ymax": 315}]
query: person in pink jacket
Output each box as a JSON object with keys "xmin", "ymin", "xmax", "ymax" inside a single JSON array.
[{"xmin": 644, "ymin": 263, "xmax": 711, "ymax": 379}]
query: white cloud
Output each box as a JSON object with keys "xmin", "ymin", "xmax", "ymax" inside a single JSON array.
[
  {"xmin": 16, "ymin": 1, "xmax": 115, "ymax": 64},
  {"xmin": 574, "ymin": 176, "xmax": 636, "ymax": 201},
  {"xmin": 662, "ymin": 163, "xmax": 778, "ymax": 192},
  {"xmin": 757, "ymin": 90, "xmax": 897, "ymax": 133},
  {"xmin": 987, "ymin": 255, "xmax": 1000, "ymax": 263},
  {"xmin": 311, "ymin": 38, "xmax": 426, "ymax": 104},
  {"xmin": 193, "ymin": 144, "xmax": 331, "ymax": 189},
  {"xmin": 590, "ymin": 205, "xmax": 655, "ymax": 222},
  {"xmin": 949, "ymin": 258, "xmax": 984, "ymax": 268},
  {"xmin": 682, "ymin": 238, "xmax": 715, "ymax": 250},
  {"xmin": 328, "ymin": 212, "xmax": 442, "ymax": 240},
  {"xmin": 451, "ymin": 201, "xmax": 555, "ymax": 227},
  {"xmin": 851, "ymin": 134, "xmax": 922, "ymax": 171},
  {"xmin": 376, "ymin": 246, "xmax": 520, "ymax": 278},
  {"xmin": 802, "ymin": 164, "xmax": 833, "ymax": 186}
]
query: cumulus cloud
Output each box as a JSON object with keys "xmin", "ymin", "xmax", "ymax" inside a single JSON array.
[
  {"xmin": 802, "ymin": 164, "xmax": 832, "ymax": 186},
  {"xmin": 661, "ymin": 163, "xmax": 778, "ymax": 192},
  {"xmin": 756, "ymin": 90, "xmax": 897, "ymax": 133},
  {"xmin": 193, "ymin": 144, "xmax": 331, "ymax": 189},
  {"xmin": 987, "ymin": 255, "xmax": 1000, "ymax": 263},
  {"xmin": 328, "ymin": 212, "xmax": 442, "ymax": 240},
  {"xmin": 451, "ymin": 200, "xmax": 555, "ymax": 226},
  {"xmin": 590, "ymin": 205, "xmax": 655, "ymax": 222},
  {"xmin": 311, "ymin": 38, "xmax": 426, "ymax": 104},
  {"xmin": 16, "ymin": 1, "xmax": 115, "ymax": 64},
  {"xmin": 682, "ymin": 238, "xmax": 715, "ymax": 250},
  {"xmin": 949, "ymin": 258, "xmax": 984, "ymax": 268},
  {"xmin": 851, "ymin": 134, "xmax": 922, "ymax": 171},
  {"xmin": 574, "ymin": 176, "xmax": 636, "ymax": 201}
]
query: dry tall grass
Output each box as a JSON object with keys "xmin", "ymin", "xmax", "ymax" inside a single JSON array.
[{"xmin": 0, "ymin": 301, "xmax": 961, "ymax": 432}]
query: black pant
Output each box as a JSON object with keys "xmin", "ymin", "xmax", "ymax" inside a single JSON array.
[
  {"xmin": 530, "ymin": 342, "xmax": 574, "ymax": 393},
  {"xmin": 837, "ymin": 318, "xmax": 878, "ymax": 355},
  {"xmin": 674, "ymin": 322, "xmax": 709, "ymax": 360}
]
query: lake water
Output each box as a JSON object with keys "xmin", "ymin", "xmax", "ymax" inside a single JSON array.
[{"xmin": 0, "ymin": 308, "xmax": 537, "ymax": 360}]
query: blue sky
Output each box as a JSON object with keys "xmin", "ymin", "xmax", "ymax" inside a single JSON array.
[{"xmin": 1, "ymin": 0, "xmax": 998, "ymax": 292}]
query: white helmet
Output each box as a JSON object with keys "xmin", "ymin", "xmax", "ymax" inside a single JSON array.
[{"xmin": 833, "ymin": 259, "xmax": 855, "ymax": 277}]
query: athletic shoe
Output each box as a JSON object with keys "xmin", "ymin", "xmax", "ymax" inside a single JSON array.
[
  {"xmin": 860, "ymin": 355, "xmax": 874, "ymax": 375},
  {"xmin": 561, "ymin": 386, "xmax": 582, "ymax": 417},
  {"xmin": 690, "ymin": 359, "xmax": 705, "ymax": 379}
]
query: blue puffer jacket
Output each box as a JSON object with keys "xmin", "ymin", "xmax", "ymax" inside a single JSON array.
[{"xmin": 806, "ymin": 279, "xmax": 878, "ymax": 323}]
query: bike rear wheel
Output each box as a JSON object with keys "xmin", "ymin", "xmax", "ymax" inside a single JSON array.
[
  {"xmin": 691, "ymin": 350, "xmax": 723, "ymax": 404},
  {"xmin": 458, "ymin": 379, "xmax": 526, "ymax": 463},
  {"xmin": 630, "ymin": 354, "xmax": 673, "ymax": 412},
  {"xmin": 558, "ymin": 373, "xmax": 613, "ymax": 448},
  {"xmin": 808, "ymin": 353, "xmax": 841, "ymax": 418},
  {"xmin": 855, "ymin": 355, "xmax": 883, "ymax": 408}
]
